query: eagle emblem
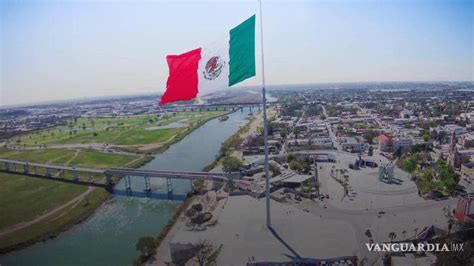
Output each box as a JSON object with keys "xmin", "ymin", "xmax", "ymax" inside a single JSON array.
[{"xmin": 203, "ymin": 56, "xmax": 225, "ymax": 80}]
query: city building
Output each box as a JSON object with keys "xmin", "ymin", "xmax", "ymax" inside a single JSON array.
[
  {"xmin": 377, "ymin": 134, "xmax": 393, "ymax": 152},
  {"xmin": 454, "ymin": 195, "xmax": 474, "ymax": 222},
  {"xmin": 394, "ymin": 137, "xmax": 414, "ymax": 151},
  {"xmin": 448, "ymin": 133, "xmax": 474, "ymax": 168},
  {"xmin": 341, "ymin": 137, "xmax": 361, "ymax": 153}
]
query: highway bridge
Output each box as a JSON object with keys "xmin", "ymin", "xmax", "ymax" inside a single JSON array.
[{"xmin": 0, "ymin": 159, "xmax": 240, "ymax": 198}]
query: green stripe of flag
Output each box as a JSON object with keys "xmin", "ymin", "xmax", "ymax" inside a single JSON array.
[{"xmin": 228, "ymin": 15, "xmax": 256, "ymax": 87}]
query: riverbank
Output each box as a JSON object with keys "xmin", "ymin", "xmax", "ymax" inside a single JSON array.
[
  {"xmin": 0, "ymin": 108, "xmax": 252, "ymax": 265},
  {"xmin": 202, "ymin": 113, "xmax": 257, "ymax": 172},
  {"xmin": 149, "ymin": 111, "xmax": 260, "ymax": 265},
  {"xmin": 0, "ymin": 180, "xmax": 110, "ymax": 253},
  {"xmin": 0, "ymin": 112, "xmax": 229, "ymax": 254},
  {"xmin": 0, "ymin": 154, "xmax": 153, "ymax": 254}
]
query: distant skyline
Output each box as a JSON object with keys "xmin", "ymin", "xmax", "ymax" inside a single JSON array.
[{"xmin": 1, "ymin": 0, "xmax": 473, "ymax": 106}]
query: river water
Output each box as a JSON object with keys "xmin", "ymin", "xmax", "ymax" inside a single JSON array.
[{"xmin": 0, "ymin": 108, "xmax": 252, "ymax": 266}]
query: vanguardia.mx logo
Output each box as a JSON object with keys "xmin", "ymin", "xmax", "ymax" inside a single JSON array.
[{"xmin": 366, "ymin": 243, "xmax": 464, "ymax": 252}]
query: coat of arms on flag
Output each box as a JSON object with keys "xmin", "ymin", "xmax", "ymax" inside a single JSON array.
[{"xmin": 160, "ymin": 15, "xmax": 256, "ymax": 105}]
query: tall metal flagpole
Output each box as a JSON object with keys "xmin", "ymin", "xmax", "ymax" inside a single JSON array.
[{"xmin": 258, "ymin": 0, "xmax": 271, "ymax": 228}]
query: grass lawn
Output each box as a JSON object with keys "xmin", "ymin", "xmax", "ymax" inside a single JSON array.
[
  {"xmin": 10, "ymin": 111, "xmax": 226, "ymax": 147},
  {"xmin": 0, "ymin": 149, "xmax": 76, "ymax": 164},
  {"xmin": 0, "ymin": 185, "xmax": 110, "ymax": 252},
  {"xmin": 69, "ymin": 149, "xmax": 140, "ymax": 168},
  {"xmin": 0, "ymin": 172, "xmax": 87, "ymax": 229},
  {"xmin": 111, "ymin": 127, "xmax": 184, "ymax": 145},
  {"xmin": 0, "ymin": 148, "xmax": 141, "ymax": 168}
]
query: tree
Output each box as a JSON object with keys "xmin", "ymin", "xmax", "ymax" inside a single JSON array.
[
  {"xmin": 289, "ymin": 160, "xmax": 310, "ymax": 173},
  {"xmin": 269, "ymin": 163, "xmax": 281, "ymax": 177},
  {"xmin": 394, "ymin": 147, "xmax": 402, "ymax": 158},
  {"xmin": 222, "ymin": 156, "xmax": 243, "ymax": 173},
  {"xmin": 363, "ymin": 130, "xmax": 378, "ymax": 144},
  {"xmin": 319, "ymin": 114, "xmax": 326, "ymax": 120},
  {"xmin": 192, "ymin": 203, "xmax": 203, "ymax": 212},
  {"xmin": 289, "ymin": 160, "xmax": 303, "ymax": 171},
  {"xmin": 430, "ymin": 129, "xmax": 438, "ymax": 141},
  {"xmin": 422, "ymin": 133, "xmax": 430, "ymax": 142},
  {"xmin": 136, "ymin": 236, "xmax": 156, "ymax": 259},
  {"xmin": 438, "ymin": 131, "xmax": 448, "ymax": 143},
  {"xmin": 193, "ymin": 239, "xmax": 213, "ymax": 266},
  {"xmin": 286, "ymin": 153, "xmax": 296, "ymax": 162},
  {"xmin": 388, "ymin": 232, "xmax": 397, "ymax": 242},
  {"xmin": 402, "ymin": 156, "xmax": 418, "ymax": 174},
  {"xmin": 293, "ymin": 127, "xmax": 300, "ymax": 139}
]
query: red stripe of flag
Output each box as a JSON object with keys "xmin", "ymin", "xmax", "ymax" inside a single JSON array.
[{"xmin": 159, "ymin": 48, "xmax": 202, "ymax": 105}]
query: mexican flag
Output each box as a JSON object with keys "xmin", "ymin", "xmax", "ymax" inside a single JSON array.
[{"xmin": 160, "ymin": 15, "xmax": 256, "ymax": 105}]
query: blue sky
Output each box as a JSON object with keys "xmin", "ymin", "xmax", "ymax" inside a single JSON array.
[{"xmin": 1, "ymin": 0, "xmax": 473, "ymax": 105}]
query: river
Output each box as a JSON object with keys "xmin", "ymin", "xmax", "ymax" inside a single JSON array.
[{"xmin": 0, "ymin": 108, "xmax": 252, "ymax": 266}]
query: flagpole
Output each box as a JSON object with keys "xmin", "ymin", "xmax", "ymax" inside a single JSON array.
[{"xmin": 258, "ymin": 0, "xmax": 271, "ymax": 228}]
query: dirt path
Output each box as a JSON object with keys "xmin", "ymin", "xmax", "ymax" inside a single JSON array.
[
  {"xmin": 0, "ymin": 186, "xmax": 96, "ymax": 237},
  {"xmin": 45, "ymin": 151, "xmax": 74, "ymax": 164},
  {"xmin": 125, "ymin": 155, "xmax": 147, "ymax": 167},
  {"xmin": 64, "ymin": 149, "xmax": 80, "ymax": 165}
]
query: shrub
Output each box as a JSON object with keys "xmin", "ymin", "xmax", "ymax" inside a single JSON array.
[
  {"xmin": 191, "ymin": 212, "xmax": 212, "ymax": 225},
  {"xmin": 192, "ymin": 203, "xmax": 203, "ymax": 212}
]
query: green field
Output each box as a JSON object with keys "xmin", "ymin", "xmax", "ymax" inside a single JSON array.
[
  {"xmin": 0, "ymin": 172, "xmax": 109, "ymax": 252},
  {"xmin": 0, "ymin": 172, "xmax": 87, "ymax": 229},
  {"xmin": 9, "ymin": 111, "xmax": 226, "ymax": 147},
  {"xmin": 0, "ymin": 149, "xmax": 77, "ymax": 164},
  {"xmin": 0, "ymin": 147, "xmax": 145, "ymax": 252},
  {"xmin": 0, "ymin": 148, "xmax": 142, "ymax": 168},
  {"xmin": 68, "ymin": 149, "xmax": 140, "ymax": 168}
]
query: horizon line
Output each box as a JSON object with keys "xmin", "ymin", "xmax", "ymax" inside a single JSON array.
[{"xmin": 2, "ymin": 80, "xmax": 473, "ymax": 109}]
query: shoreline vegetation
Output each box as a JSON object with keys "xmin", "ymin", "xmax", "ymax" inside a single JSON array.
[
  {"xmin": 137, "ymin": 112, "xmax": 257, "ymax": 265},
  {"xmin": 0, "ymin": 111, "xmax": 230, "ymax": 254},
  {"xmin": 203, "ymin": 114, "xmax": 256, "ymax": 172}
]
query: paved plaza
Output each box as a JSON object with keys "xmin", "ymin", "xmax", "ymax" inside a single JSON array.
[{"xmin": 169, "ymin": 195, "xmax": 358, "ymax": 265}]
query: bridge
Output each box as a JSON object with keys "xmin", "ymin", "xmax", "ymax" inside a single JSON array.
[
  {"xmin": 0, "ymin": 159, "xmax": 240, "ymax": 199},
  {"xmin": 156, "ymin": 101, "xmax": 281, "ymax": 113}
]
